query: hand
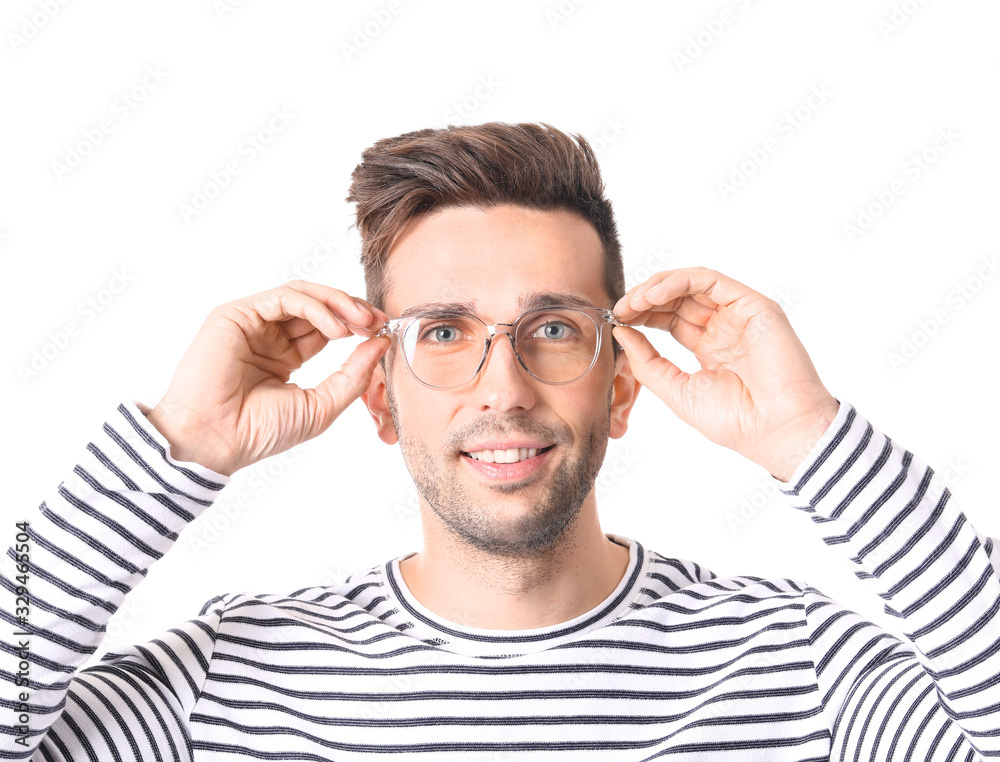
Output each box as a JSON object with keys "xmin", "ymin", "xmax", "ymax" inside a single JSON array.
[
  {"xmin": 610, "ymin": 267, "xmax": 840, "ymax": 482},
  {"xmin": 147, "ymin": 280, "xmax": 391, "ymax": 476}
]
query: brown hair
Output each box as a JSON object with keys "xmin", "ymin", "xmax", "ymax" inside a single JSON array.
[{"xmin": 346, "ymin": 122, "xmax": 625, "ymax": 364}]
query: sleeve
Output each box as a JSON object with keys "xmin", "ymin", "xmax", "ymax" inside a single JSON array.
[
  {"xmin": 779, "ymin": 401, "xmax": 1000, "ymax": 759},
  {"xmin": 0, "ymin": 400, "xmax": 230, "ymax": 760}
]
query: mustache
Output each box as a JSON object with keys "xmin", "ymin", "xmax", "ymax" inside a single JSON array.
[{"xmin": 447, "ymin": 416, "xmax": 569, "ymax": 452}]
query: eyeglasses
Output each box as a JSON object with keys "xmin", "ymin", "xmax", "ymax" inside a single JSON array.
[{"xmin": 374, "ymin": 305, "xmax": 626, "ymax": 390}]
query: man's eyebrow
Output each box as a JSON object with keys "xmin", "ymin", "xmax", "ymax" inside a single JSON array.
[
  {"xmin": 398, "ymin": 292, "xmax": 598, "ymax": 319},
  {"xmin": 521, "ymin": 291, "xmax": 598, "ymax": 311}
]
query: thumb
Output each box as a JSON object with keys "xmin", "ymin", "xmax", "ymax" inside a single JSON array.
[
  {"xmin": 312, "ymin": 336, "xmax": 391, "ymax": 428},
  {"xmin": 612, "ymin": 325, "xmax": 689, "ymax": 415}
]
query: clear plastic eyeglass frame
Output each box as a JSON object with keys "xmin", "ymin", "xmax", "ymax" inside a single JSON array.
[{"xmin": 373, "ymin": 305, "xmax": 628, "ymax": 390}]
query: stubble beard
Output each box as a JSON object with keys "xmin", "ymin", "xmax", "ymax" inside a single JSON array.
[{"xmin": 385, "ymin": 376, "xmax": 614, "ymax": 560}]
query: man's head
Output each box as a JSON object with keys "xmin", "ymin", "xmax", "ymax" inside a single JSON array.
[
  {"xmin": 347, "ymin": 122, "xmax": 626, "ymax": 367},
  {"xmin": 349, "ymin": 123, "xmax": 640, "ymax": 559}
]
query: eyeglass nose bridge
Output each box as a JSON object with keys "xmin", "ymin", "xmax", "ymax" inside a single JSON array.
[{"xmin": 476, "ymin": 322, "xmax": 534, "ymax": 379}]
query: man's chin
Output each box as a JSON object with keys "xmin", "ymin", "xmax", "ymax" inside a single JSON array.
[{"xmin": 443, "ymin": 502, "xmax": 581, "ymax": 559}]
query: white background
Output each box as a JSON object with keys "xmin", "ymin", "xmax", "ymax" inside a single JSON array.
[{"xmin": 2, "ymin": 0, "xmax": 998, "ymax": 667}]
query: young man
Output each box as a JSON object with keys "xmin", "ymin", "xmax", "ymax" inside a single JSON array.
[{"xmin": 4, "ymin": 123, "xmax": 998, "ymax": 759}]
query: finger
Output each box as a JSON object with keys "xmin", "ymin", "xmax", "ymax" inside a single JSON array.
[
  {"xmin": 283, "ymin": 282, "xmax": 393, "ymax": 340},
  {"xmin": 288, "ymin": 327, "xmax": 331, "ymax": 364},
  {"xmin": 674, "ymin": 296, "xmax": 717, "ymax": 327},
  {"xmin": 618, "ymin": 272, "xmax": 715, "ymax": 319},
  {"xmin": 282, "ymin": 280, "xmax": 390, "ymax": 329},
  {"xmin": 668, "ymin": 319, "xmax": 706, "ymax": 354},
  {"xmin": 614, "ymin": 296, "xmax": 715, "ymax": 337},
  {"xmin": 614, "ymin": 268, "xmax": 750, "ymax": 321},
  {"xmin": 611, "ymin": 325, "xmax": 688, "ymax": 415},
  {"xmin": 244, "ymin": 284, "xmax": 364, "ymax": 341},
  {"xmin": 280, "ymin": 316, "xmax": 325, "ymax": 340},
  {"xmin": 617, "ymin": 271, "xmax": 690, "ymax": 312},
  {"xmin": 288, "ymin": 315, "xmax": 387, "ymax": 363},
  {"xmin": 633, "ymin": 311, "xmax": 706, "ymax": 353},
  {"xmin": 285, "ymin": 313, "xmax": 382, "ymax": 340},
  {"xmin": 627, "ymin": 295, "xmax": 717, "ymax": 328},
  {"xmin": 341, "ymin": 320, "xmax": 384, "ymax": 339},
  {"xmin": 619, "ymin": 272, "xmax": 672, "ymax": 305},
  {"xmin": 691, "ymin": 293, "xmax": 721, "ymax": 311},
  {"xmin": 310, "ymin": 336, "xmax": 392, "ymax": 430}
]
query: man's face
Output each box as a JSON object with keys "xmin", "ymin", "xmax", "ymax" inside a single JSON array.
[{"xmin": 364, "ymin": 204, "xmax": 638, "ymax": 558}]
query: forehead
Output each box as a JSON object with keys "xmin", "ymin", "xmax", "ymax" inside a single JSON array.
[{"xmin": 384, "ymin": 205, "xmax": 608, "ymax": 319}]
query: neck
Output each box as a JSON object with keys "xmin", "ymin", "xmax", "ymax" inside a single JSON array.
[{"xmin": 398, "ymin": 501, "xmax": 630, "ymax": 630}]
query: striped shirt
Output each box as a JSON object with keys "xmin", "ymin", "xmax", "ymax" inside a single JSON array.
[{"xmin": 2, "ymin": 399, "xmax": 999, "ymax": 760}]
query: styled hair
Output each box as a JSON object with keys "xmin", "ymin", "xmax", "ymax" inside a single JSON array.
[{"xmin": 346, "ymin": 121, "xmax": 625, "ymax": 365}]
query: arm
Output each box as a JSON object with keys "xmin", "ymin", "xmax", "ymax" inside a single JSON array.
[
  {"xmin": 783, "ymin": 402, "xmax": 1000, "ymax": 758},
  {"xmin": 2, "ymin": 281, "xmax": 391, "ymax": 758},
  {"xmin": 611, "ymin": 267, "xmax": 1000, "ymax": 757},
  {"xmin": 1, "ymin": 400, "xmax": 227, "ymax": 759}
]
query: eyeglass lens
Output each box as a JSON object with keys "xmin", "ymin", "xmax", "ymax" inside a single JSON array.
[{"xmin": 400, "ymin": 309, "xmax": 600, "ymax": 388}]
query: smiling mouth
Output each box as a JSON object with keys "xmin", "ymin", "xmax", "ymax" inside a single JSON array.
[{"xmin": 462, "ymin": 445, "xmax": 556, "ymax": 463}]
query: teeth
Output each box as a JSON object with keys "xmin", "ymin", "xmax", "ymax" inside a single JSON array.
[{"xmin": 468, "ymin": 447, "xmax": 540, "ymax": 463}]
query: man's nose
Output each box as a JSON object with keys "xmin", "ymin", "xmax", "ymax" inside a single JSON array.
[
  {"xmin": 482, "ymin": 330, "xmax": 522, "ymax": 375},
  {"xmin": 473, "ymin": 330, "xmax": 537, "ymax": 408}
]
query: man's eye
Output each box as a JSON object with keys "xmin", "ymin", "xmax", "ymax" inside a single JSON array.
[
  {"xmin": 528, "ymin": 321, "xmax": 575, "ymax": 340},
  {"xmin": 420, "ymin": 324, "xmax": 461, "ymax": 343}
]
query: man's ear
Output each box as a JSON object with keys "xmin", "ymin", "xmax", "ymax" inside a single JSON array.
[
  {"xmin": 609, "ymin": 348, "xmax": 641, "ymax": 441},
  {"xmin": 361, "ymin": 360, "xmax": 399, "ymax": 445}
]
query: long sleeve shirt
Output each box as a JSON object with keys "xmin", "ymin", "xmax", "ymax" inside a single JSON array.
[{"xmin": 2, "ymin": 399, "xmax": 999, "ymax": 760}]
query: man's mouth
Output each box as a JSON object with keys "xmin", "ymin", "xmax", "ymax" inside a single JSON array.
[{"xmin": 462, "ymin": 445, "xmax": 556, "ymax": 464}]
